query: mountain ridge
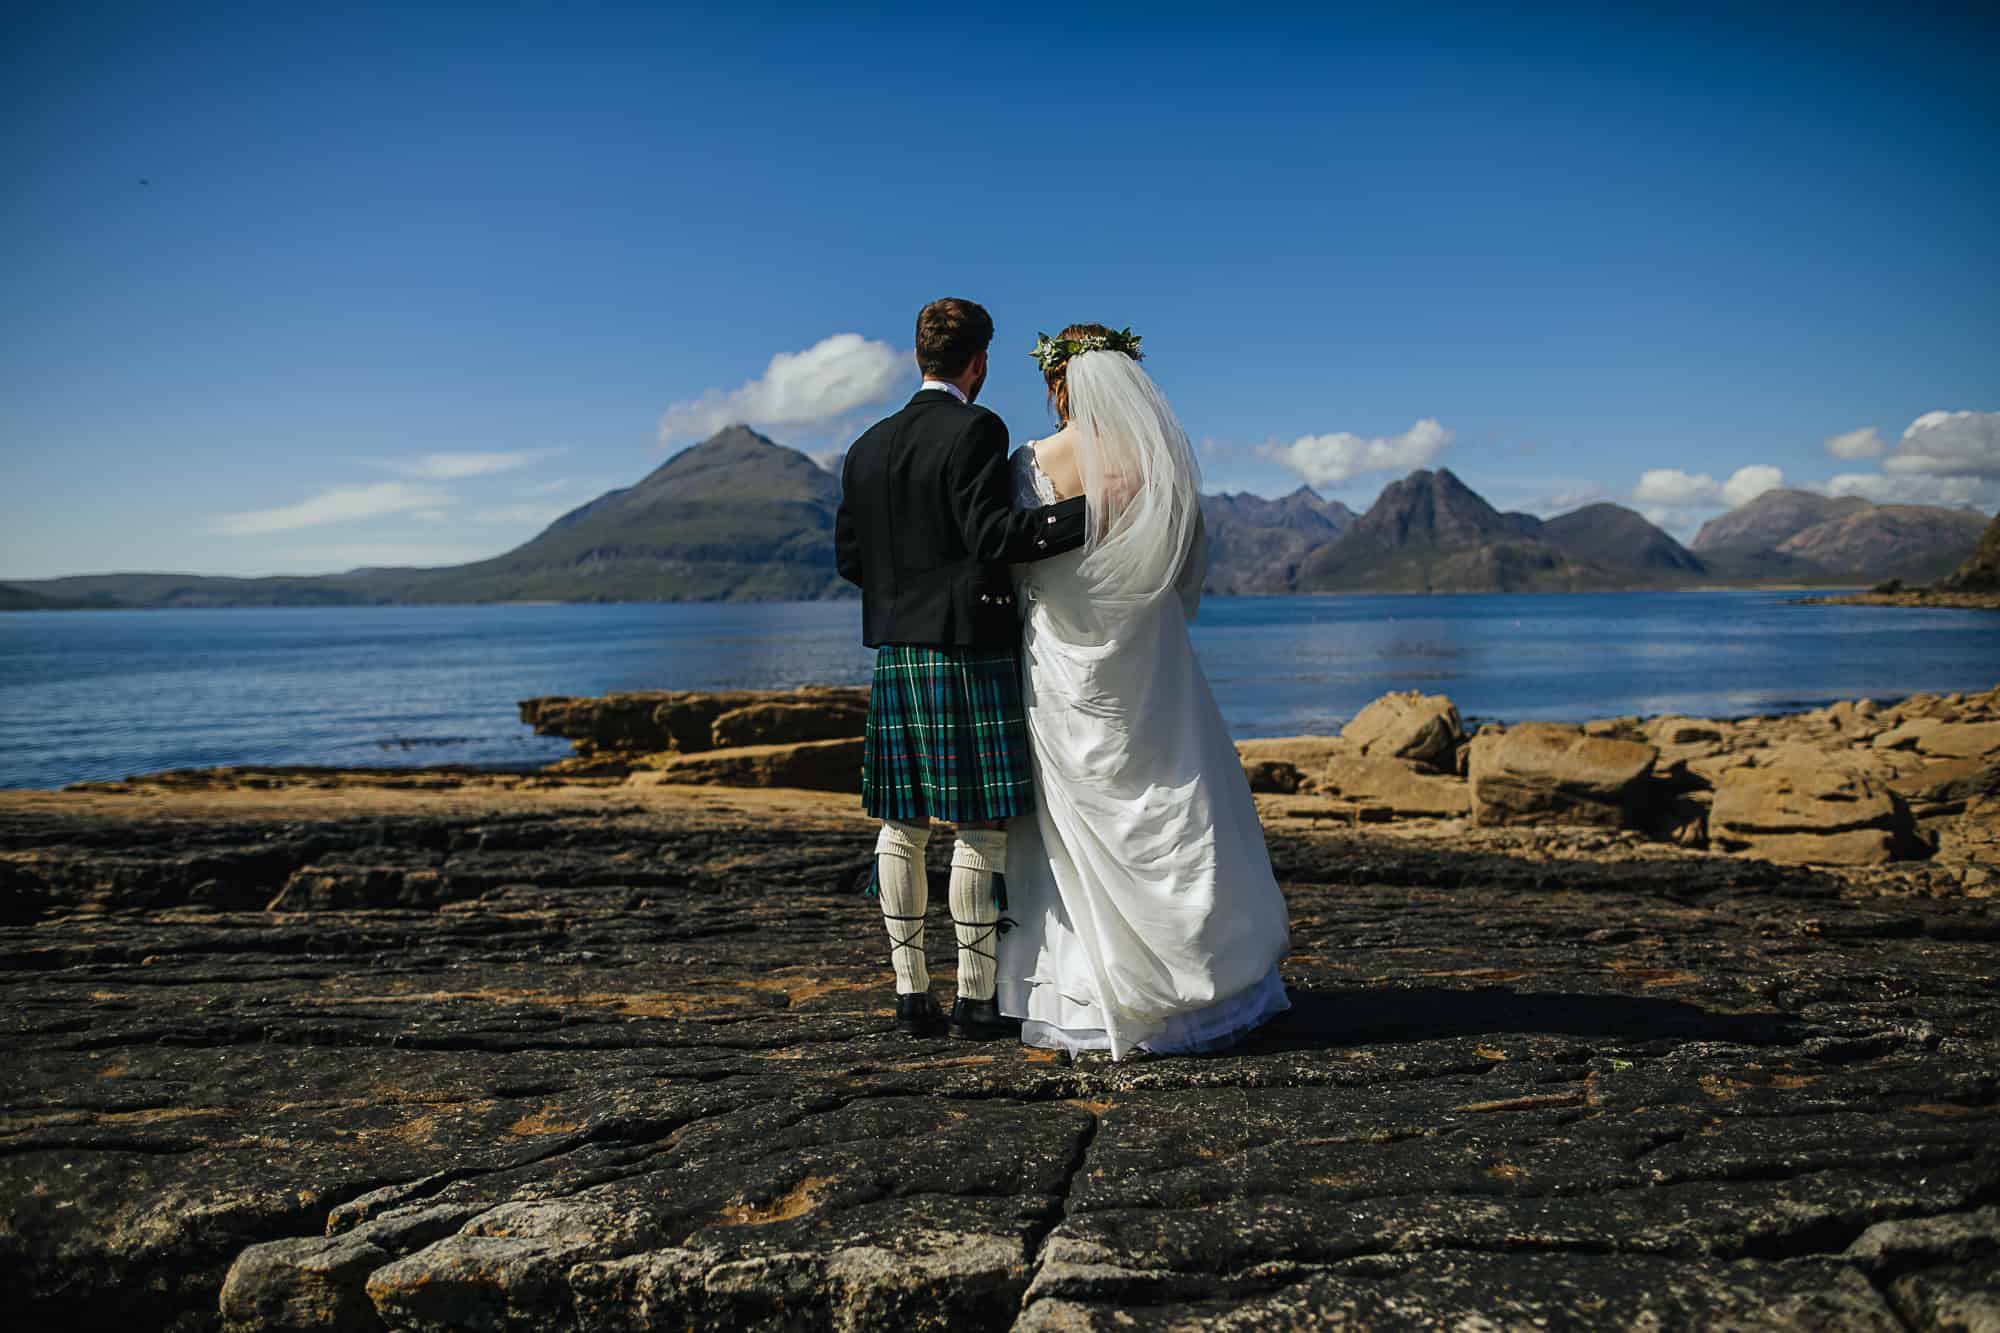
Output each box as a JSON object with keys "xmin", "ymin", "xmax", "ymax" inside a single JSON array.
[{"xmin": 7, "ymin": 433, "xmax": 1986, "ymax": 607}]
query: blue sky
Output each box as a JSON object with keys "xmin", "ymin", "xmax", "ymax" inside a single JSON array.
[{"xmin": 5, "ymin": 2, "xmax": 1997, "ymax": 579}]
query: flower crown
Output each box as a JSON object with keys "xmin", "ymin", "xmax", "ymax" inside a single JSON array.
[{"xmin": 1030, "ymin": 326, "xmax": 1144, "ymax": 374}]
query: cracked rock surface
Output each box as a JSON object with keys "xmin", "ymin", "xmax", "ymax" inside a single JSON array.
[{"xmin": 1, "ymin": 781, "xmax": 1995, "ymax": 1331}]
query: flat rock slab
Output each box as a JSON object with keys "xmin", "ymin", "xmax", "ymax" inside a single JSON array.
[{"xmin": 0, "ymin": 783, "xmax": 1996, "ymax": 1331}]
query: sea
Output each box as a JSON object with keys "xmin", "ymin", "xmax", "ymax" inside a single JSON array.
[{"xmin": 2, "ymin": 592, "xmax": 1996, "ymax": 791}]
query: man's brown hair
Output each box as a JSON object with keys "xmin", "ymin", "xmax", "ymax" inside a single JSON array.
[{"xmin": 915, "ymin": 298, "xmax": 994, "ymax": 379}]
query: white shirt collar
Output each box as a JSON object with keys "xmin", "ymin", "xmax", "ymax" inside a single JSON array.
[{"xmin": 919, "ymin": 378, "xmax": 968, "ymax": 405}]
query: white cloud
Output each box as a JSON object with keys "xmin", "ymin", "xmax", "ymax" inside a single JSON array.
[
  {"xmin": 1881, "ymin": 409, "xmax": 2000, "ymax": 478},
  {"xmin": 1722, "ymin": 464, "xmax": 1785, "ymax": 508},
  {"xmin": 1824, "ymin": 426, "xmax": 1886, "ymax": 460},
  {"xmin": 1821, "ymin": 471, "xmax": 1990, "ymax": 509},
  {"xmin": 409, "ymin": 509, "xmax": 449, "ymax": 522},
  {"xmin": 1632, "ymin": 468, "xmax": 1719, "ymax": 507},
  {"xmin": 1490, "ymin": 478, "xmax": 1608, "ymax": 516},
  {"xmin": 1545, "ymin": 484, "xmax": 1609, "ymax": 511},
  {"xmin": 362, "ymin": 449, "xmax": 557, "ymax": 480},
  {"xmin": 213, "ymin": 482, "xmax": 454, "ymax": 536},
  {"xmin": 657, "ymin": 333, "xmax": 908, "ymax": 444},
  {"xmin": 807, "ymin": 448, "xmax": 846, "ymax": 475},
  {"xmin": 515, "ymin": 477, "xmax": 576, "ymax": 496},
  {"xmin": 1259, "ymin": 418, "xmax": 1452, "ymax": 487},
  {"xmin": 1631, "ymin": 465, "xmax": 1783, "ymax": 511}
]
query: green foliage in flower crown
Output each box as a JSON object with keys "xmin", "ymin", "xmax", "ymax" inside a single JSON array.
[{"xmin": 1030, "ymin": 327, "xmax": 1144, "ymax": 373}]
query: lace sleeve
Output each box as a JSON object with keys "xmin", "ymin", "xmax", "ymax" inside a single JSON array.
[{"xmin": 1008, "ymin": 446, "xmax": 1042, "ymax": 511}]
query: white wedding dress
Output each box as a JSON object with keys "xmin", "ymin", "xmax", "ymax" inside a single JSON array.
[{"xmin": 999, "ymin": 406, "xmax": 1292, "ymax": 1060}]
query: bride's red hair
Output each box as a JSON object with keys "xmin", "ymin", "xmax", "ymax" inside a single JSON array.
[{"xmin": 1044, "ymin": 322, "xmax": 1139, "ymax": 424}]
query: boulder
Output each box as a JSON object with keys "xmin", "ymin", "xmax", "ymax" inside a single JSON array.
[
  {"xmin": 1340, "ymin": 692, "xmax": 1463, "ymax": 769},
  {"xmin": 1872, "ymin": 719, "xmax": 1942, "ymax": 752},
  {"xmin": 627, "ymin": 739, "xmax": 864, "ymax": 793},
  {"xmin": 1823, "ymin": 700, "xmax": 1882, "ymax": 739},
  {"xmin": 520, "ymin": 688, "xmax": 870, "ymax": 757},
  {"xmin": 1321, "ymin": 755, "xmax": 1470, "ymax": 819},
  {"xmin": 1236, "ymin": 738, "xmax": 1357, "ymax": 787},
  {"xmin": 1913, "ymin": 722, "xmax": 2000, "ymax": 761},
  {"xmin": 1937, "ymin": 795, "xmax": 2000, "ymax": 887},
  {"xmin": 710, "ymin": 700, "xmax": 868, "ymax": 749},
  {"xmin": 1468, "ymin": 723, "xmax": 1658, "ymax": 827},
  {"xmin": 1646, "ymin": 716, "xmax": 1724, "ymax": 748},
  {"xmin": 1243, "ymin": 760, "xmax": 1303, "ymax": 795},
  {"xmin": 1686, "ymin": 751, "xmax": 1757, "ymax": 788},
  {"xmin": 1890, "ymin": 757, "xmax": 2000, "ymax": 813},
  {"xmin": 1709, "ymin": 752, "xmax": 1917, "ymax": 866}
]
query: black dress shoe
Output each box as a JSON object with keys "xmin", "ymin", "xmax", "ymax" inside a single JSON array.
[
  {"xmin": 895, "ymin": 992, "xmax": 947, "ymax": 1038},
  {"xmin": 949, "ymin": 996, "xmax": 1021, "ymax": 1041}
]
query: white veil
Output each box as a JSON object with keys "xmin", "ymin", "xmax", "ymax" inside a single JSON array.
[{"xmin": 1062, "ymin": 350, "xmax": 1204, "ymax": 620}]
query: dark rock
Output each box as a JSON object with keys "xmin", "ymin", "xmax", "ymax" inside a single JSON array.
[
  {"xmin": 519, "ymin": 687, "xmax": 868, "ymax": 758},
  {"xmin": 1, "ymin": 786, "xmax": 1996, "ymax": 1330},
  {"xmin": 1241, "ymin": 760, "xmax": 1302, "ymax": 795}
]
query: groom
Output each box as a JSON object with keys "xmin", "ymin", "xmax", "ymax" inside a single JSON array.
[{"xmin": 834, "ymin": 297, "xmax": 1089, "ymax": 1039}]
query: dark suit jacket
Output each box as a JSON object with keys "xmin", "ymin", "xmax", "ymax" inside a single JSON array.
[{"xmin": 835, "ymin": 389, "xmax": 1088, "ymax": 648}]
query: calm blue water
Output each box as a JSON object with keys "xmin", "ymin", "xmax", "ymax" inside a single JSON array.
[{"xmin": 2, "ymin": 593, "xmax": 1996, "ymax": 790}]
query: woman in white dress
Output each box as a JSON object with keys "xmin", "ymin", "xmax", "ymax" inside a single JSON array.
[{"xmin": 1000, "ymin": 324, "xmax": 1292, "ymax": 1060}]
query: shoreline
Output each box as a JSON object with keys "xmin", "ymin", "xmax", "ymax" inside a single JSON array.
[
  {"xmin": 14, "ymin": 679, "xmax": 2000, "ymax": 798},
  {"xmin": 18, "ymin": 678, "xmax": 1992, "ymax": 893},
  {"xmin": 0, "ymin": 582, "xmax": 1892, "ymax": 613}
]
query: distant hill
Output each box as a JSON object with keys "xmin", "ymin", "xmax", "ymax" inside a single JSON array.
[
  {"xmin": 0, "ymin": 584, "xmax": 84, "ymax": 611},
  {"xmin": 1941, "ymin": 511, "xmax": 2000, "ymax": 593},
  {"xmin": 1690, "ymin": 487, "xmax": 1984, "ymax": 583},
  {"xmin": 0, "ymin": 572, "xmax": 362, "ymax": 610},
  {"xmin": 1292, "ymin": 469, "xmax": 1700, "ymax": 593},
  {"xmin": 1199, "ymin": 488, "xmax": 1356, "ymax": 593},
  {"xmin": 334, "ymin": 425, "xmax": 851, "ymax": 604},
  {"xmin": 1540, "ymin": 503, "xmax": 1705, "ymax": 576},
  {"xmin": 1776, "ymin": 505, "xmax": 1990, "ymax": 582},
  {"xmin": 1691, "ymin": 489, "xmax": 1871, "ymax": 554}
]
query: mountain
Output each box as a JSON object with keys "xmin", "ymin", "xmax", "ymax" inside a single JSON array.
[
  {"xmin": 1689, "ymin": 487, "xmax": 1985, "ymax": 583},
  {"xmin": 1199, "ymin": 487, "xmax": 1356, "ymax": 593},
  {"xmin": 0, "ymin": 584, "xmax": 82, "ymax": 611},
  {"xmin": 1296, "ymin": 469, "xmax": 1581, "ymax": 592},
  {"xmin": 1775, "ymin": 505, "xmax": 1990, "ymax": 582},
  {"xmin": 345, "ymin": 425, "xmax": 851, "ymax": 603},
  {"xmin": 1293, "ymin": 471, "xmax": 1712, "ymax": 593},
  {"xmin": 0, "ymin": 571, "xmax": 377, "ymax": 610},
  {"xmin": 1941, "ymin": 511, "xmax": 2000, "ymax": 593},
  {"xmin": 1691, "ymin": 489, "xmax": 1872, "ymax": 554},
  {"xmin": 12, "ymin": 437, "xmax": 1974, "ymax": 607},
  {"xmin": 7, "ymin": 427, "xmax": 853, "ymax": 608},
  {"xmin": 1540, "ymin": 503, "xmax": 1705, "ymax": 576}
]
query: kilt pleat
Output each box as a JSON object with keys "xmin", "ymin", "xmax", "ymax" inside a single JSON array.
[{"xmin": 863, "ymin": 645, "xmax": 1035, "ymax": 824}]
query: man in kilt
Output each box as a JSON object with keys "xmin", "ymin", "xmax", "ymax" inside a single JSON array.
[{"xmin": 834, "ymin": 298, "xmax": 1089, "ymax": 1039}]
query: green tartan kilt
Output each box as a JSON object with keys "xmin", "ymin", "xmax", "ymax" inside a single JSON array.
[{"xmin": 862, "ymin": 645, "xmax": 1036, "ymax": 825}]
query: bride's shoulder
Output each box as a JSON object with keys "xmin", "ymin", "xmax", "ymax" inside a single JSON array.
[{"xmin": 1028, "ymin": 426, "xmax": 1076, "ymax": 459}]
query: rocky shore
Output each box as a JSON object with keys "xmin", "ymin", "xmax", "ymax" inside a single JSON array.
[
  {"xmin": 4, "ymin": 686, "xmax": 1999, "ymax": 1330},
  {"xmin": 505, "ymin": 681, "xmax": 2000, "ymax": 885},
  {"xmin": 1801, "ymin": 590, "xmax": 2000, "ymax": 612}
]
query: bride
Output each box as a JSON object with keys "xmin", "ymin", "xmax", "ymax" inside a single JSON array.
[{"xmin": 1000, "ymin": 324, "xmax": 1293, "ymax": 1059}]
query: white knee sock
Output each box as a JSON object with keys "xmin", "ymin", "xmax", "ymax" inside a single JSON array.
[
  {"xmin": 875, "ymin": 820, "xmax": 931, "ymax": 994},
  {"xmin": 949, "ymin": 828, "xmax": 1007, "ymax": 1003}
]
